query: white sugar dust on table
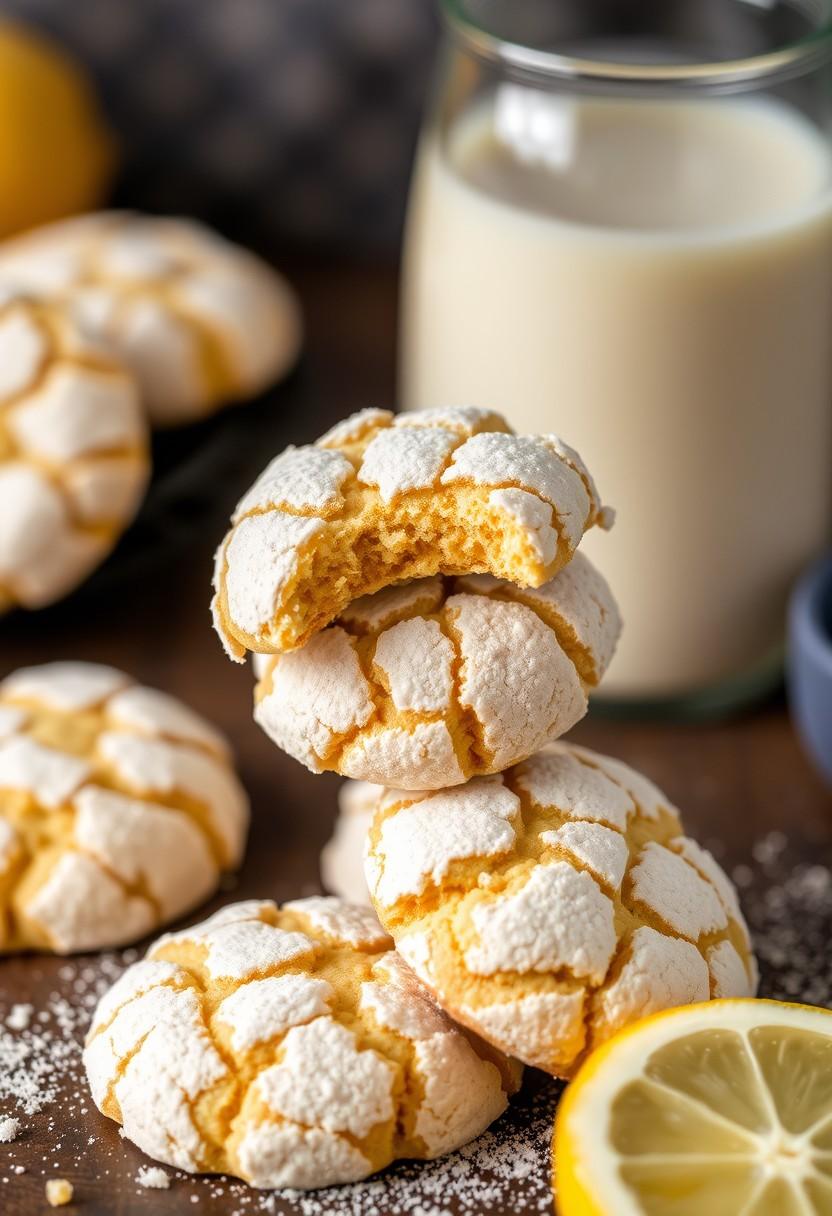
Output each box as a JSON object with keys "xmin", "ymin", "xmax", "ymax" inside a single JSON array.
[{"xmin": 0, "ymin": 829, "xmax": 831, "ymax": 1214}]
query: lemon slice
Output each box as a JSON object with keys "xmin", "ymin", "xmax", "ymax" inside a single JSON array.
[{"xmin": 554, "ymin": 999, "xmax": 832, "ymax": 1216}]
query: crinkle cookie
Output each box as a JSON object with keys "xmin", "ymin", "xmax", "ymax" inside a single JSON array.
[
  {"xmin": 0, "ymin": 292, "xmax": 148, "ymax": 612},
  {"xmin": 366, "ymin": 743, "xmax": 757, "ymax": 1078},
  {"xmin": 320, "ymin": 780, "xmax": 380, "ymax": 905},
  {"xmin": 0, "ymin": 212, "xmax": 302, "ymax": 427},
  {"xmin": 0, "ymin": 662, "xmax": 249, "ymax": 953},
  {"xmin": 83, "ymin": 897, "xmax": 521, "ymax": 1190},
  {"xmin": 254, "ymin": 553, "xmax": 620, "ymax": 789},
  {"xmin": 213, "ymin": 406, "xmax": 612, "ymax": 660}
]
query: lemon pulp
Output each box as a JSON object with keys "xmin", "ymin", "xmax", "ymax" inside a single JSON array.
[{"xmin": 610, "ymin": 1024, "xmax": 832, "ymax": 1215}]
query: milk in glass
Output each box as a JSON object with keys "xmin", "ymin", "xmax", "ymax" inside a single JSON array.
[{"xmin": 401, "ymin": 92, "xmax": 832, "ymax": 700}]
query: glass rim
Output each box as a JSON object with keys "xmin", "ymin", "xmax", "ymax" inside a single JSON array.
[{"xmin": 439, "ymin": 0, "xmax": 832, "ymax": 86}]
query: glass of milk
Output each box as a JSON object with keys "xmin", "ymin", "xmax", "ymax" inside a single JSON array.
[{"xmin": 401, "ymin": 0, "xmax": 832, "ymax": 714}]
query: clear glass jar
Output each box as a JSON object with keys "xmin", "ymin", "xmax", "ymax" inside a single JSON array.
[{"xmin": 400, "ymin": 0, "xmax": 832, "ymax": 715}]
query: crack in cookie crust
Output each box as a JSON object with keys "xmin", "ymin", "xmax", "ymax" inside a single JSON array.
[
  {"xmin": 83, "ymin": 897, "xmax": 521, "ymax": 1191},
  {"xmin": 253, "ymin": 552, "xmax": 621, "ymax": 789},
  {"xmin": 0, "ymin": 293, "xmax": 149, "ymax": 612},
  {"xmin": 366, "ymin": 743, "xmax": 757, "ymax": 1078},
  {"xmin": 0, "ymin": 661, "xmax": 249, "ymax": 953}
]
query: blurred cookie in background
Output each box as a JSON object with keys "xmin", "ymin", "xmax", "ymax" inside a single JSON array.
[
  {"xmin": 0, "ymin": 291, "xmax": 148, "ymax": 613},
  {"xmin": 0, "ymin": 212, "xmax": 303, "ymax": 427},
  {"xmin": 320, "ymin": 779, "xmax": 380, "ymax": 905},
  {"xmin": 0, "ymin": 661, "xmax": 249, "ymax": 953}
]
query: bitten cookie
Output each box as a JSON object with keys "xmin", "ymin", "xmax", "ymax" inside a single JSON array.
[
  {"xmin": 254, "ymin": 553, "xmax": 621, "ymax": 789},
  {"xmin": 0, "ymin": 292, "xmax": 148, "ymax": 612},
  {"xmin": 366, "ymin": 743, "xmax": 757, "ymax": 1078},
  {"xmin": 213, "ymin": 407, "xmax": 612, "ymax": 659},
  {"xmin": 84, "ymin": 897, "xmax": 521, "ymax": 1190},
  {"xmin": 0, "ymin": 662, "xmax": 249, "ymax": 952},
  {"xmin": 320, "ymin": 780, "xmax": 380, "ymax": 905},
  {"xmin": 0, "ymin": 212, "xmax": 302, "ymax": 426}
]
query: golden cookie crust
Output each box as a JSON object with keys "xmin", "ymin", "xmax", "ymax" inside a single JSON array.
[
  {"xmin": 0, "ymin": 661, "xmax": 248, "ymax": 953},
  {"xmin": 213, "ymin": 407, "xmax": 612, "ymax": 659},
  {"xmin": 366, "ymin": 743, "xmax": 757, "ymax": 1078},
  {"xmin": 0, "ymin": 292, "xmax": 148, "ymax": 613},
  {"xmin": 84, "ymin": 897, "xmax": 521, "ymax": 1190},
  {"xmin": 254, "ymin": 554, "xmax": 621, "ymax": 789},
  {"xmin": 0, "ymin": 212, "xmax": 302, "ymax": 426}
]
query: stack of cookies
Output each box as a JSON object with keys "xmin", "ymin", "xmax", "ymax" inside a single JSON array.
[{"xmin": 84, "ymin": 406, "xmax": 758, "ymax": 1193}]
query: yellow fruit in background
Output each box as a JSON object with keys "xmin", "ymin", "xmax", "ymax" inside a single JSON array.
[
  {"xmin": 554, "ymin": 999, "xmax": 832, "ymax": 1216},
  {"xmin": 0, "ymin": 20, "xmax": 113, "ymax": 237}
]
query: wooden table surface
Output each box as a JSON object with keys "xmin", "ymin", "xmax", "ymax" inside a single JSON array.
[{"xmin": 1, "ymin": 260, "xmax": 831, "ymax": 1215}]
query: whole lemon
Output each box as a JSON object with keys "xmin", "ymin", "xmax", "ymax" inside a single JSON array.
[{"xmin": 0, "ymin": 20, "xmax": 114, "ymax": 237}]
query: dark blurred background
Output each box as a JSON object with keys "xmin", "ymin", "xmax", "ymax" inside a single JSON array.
[{"xmin": 0, "ymin": 0, "xmax": 439, "ymax": 253}]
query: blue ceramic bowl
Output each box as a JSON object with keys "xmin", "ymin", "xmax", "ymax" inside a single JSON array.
[{"xmin": 789, "ymin": 554, "xmax": 832, "ymax": 787}]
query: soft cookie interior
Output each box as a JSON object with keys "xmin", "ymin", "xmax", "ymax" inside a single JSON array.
[{"xmin": 213, "ymin": 407, "xmax": 612, "ymax": 659}]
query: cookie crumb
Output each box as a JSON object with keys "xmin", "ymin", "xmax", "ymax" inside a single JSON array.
[
  {"xmin": 136, "ymin": 1165, "xmax": 170, "ymax": 1190},
  {"xmin": 45, "ymin": 1178, "xmax": 73, "ymax": 1206},
  {"xmin": 0, "ymin": 1115, "xmax": 19, "ymax": 1143}
]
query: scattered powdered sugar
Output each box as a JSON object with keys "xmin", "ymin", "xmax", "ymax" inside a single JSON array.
[
  {"xmin": 735, "ymin": 831, "xmax": 832, "ymax": 1007},
  {"xmin": 0, "ymin": 832, "xmax": 830, "ymax": 1212},
  {"xmin": 0, "ymin": 953, "xmax": 129, "ymax": 1116}
]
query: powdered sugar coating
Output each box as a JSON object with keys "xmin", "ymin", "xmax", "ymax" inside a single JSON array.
[
  {"xmin": 374, "ymin": 618, "xmax": 455, "ymax": 713},
  {"xmin": 236, "ymin": 1123, "xmax": 371, "ymax": 1190},
  {"xmin": 234, "ymin": 446, "xmax": 352, "ymax": 520},
  {"xmin": 540, "ymin": 821, "xmax": 630, "ymax": 892},
  {"xmin": 214, "ymin": 407, "xmax": 610, "ymax": 659},
  {"xmin": 441, "ymin": 432, "xmax": 589, "ymax": 549},
  {"xmin": 393, "ymin": 407, "xmax": 507, "ymax": 437},
  {"xmin": 629, "ymin": 842, "xmax": 728, "ymax": 940},
  {"xmin": 254, "ymin": 628, "xmax": 374, "ymax": 772},
  {"xmin": 595, "ymin": 927, "xmax": 711, "ymax": 1041},
  {"xmin": 367, "ymin": 743, "xmax": 757, "ymax": 1076},
  {"xmin": 283, "ymin": 895, "xmax": 390, "ymax": 950},
  {"xmin": 707, "ymin": 939, "xmax": 756, "ymax": 998},
  {"xmin": 360, "ymin": 427, "xmax": 459, "ymax": 503},
  {"xmin": 84, "ymin": 897, "xmax": 519, "ymax": 1190},
  {"xmin": 0, "ymin": 736, "xmax": 90, "ymax": 808},
  {"xmin": 219, "ymin": 512, "xmax": 325, "ymax": 645},
  {"xmin": 254, "ymin": 558, "xmax": 619, "ymax": 790},
  {"xmin": 0, "ymin": 212, "xmax": 302, "ymax": 427},
  {"xmin": 259, "ymin": 1017, "xmax": 396, "ymax": 1138},
  {"xmin": 3, "ymin": 662, "xmax": 128, "ymax": 711},
  {"xmin": 0, "ymin": 661, "xmax": 248, "ymax": 954},
  {"xmin": 466, "ymin": 992, "xmax": 586, "ymax": 1074},
  {"xmin": 465, "ymin": 864, "xmax": 617, "ymax": 984},
  {"xmin": 216, "ymin": 975, "xmax": 333, "ymax": 1052},
  {"xmin": 457, "ymin": 551, "xmax": 623, "ymax": 685},
  {"xmin": 0, "ymin": 296, "xmax": 149, "ymax": 613},
  {"xmin": 340, "ymin": 721, "xmax": 465, "ymax": 790},
  {"xmin": 372, "ymin": 780, "xmax": 520, "ymax": 907}
]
